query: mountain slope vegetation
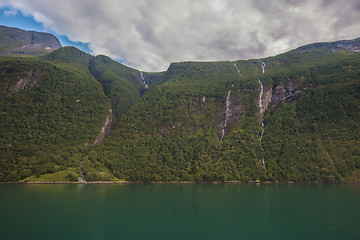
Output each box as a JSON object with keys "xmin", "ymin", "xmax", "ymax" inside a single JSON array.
[
  {"xmin": 0, "ymin": 56, "xmax": 109, "ymax": 181},
  {"xmin": 89, "ymin": 43, "xmax": 360, "ymax": 182},
  {"xmin": 0, "ymin": 26, "xmax": 359, "ymax": 182},
  {"xmin": 0, "ymin": 31, "xmax": 148, "ymax": 181},
  {"xmin": 43, "ymin": 47, "xmax": 146, "ymax": 119}
]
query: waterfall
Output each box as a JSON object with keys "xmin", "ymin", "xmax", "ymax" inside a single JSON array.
[
  {"xmin": 261, "ymin": 61, "xmax": 266, "ymax": 74},
  {"xmin": 259, "ymin": 61, "xmax": 267, "ymax": 173},
  {"xmin": 79, "ymin": 160, "xmax": 87, "ymax": 183},
  {"xmin": 140, "ymin": 72, "xmax": 148, "ymax": 88},
  {"xmin": 259, "ymin": 79, "xmax": 264, "ymax": 111},
  {"xmin": 219, "ymin": 63, "xmax": 243, "ymax": 141},
  {"xmin": 220, "ymin": 83, "xmax": 234, "ymax": 141},
  {"xmin": 216, "ymin": 62, "xmax": 242, "ymax": 160},
  {"xmin": 79, "ymin": 160, "xmax": 83, "ymax": 176},
  {"xmin": 233, "ymin": 62, "xmax": 242, "ymax": 75}
]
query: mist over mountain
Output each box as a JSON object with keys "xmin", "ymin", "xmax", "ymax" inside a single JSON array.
[{"xmin": 0, "ymin": 26, "xmax": 359, "ymax": 182}]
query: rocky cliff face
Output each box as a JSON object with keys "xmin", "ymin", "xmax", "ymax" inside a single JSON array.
[
  {"xmin": 8, "ymin": 70, "xmax": 41, "ymax": 94},
  {"xmin": 268, "ymin": 80, "xmax": 308, "ymax": 110},
  {"xmin": 0, "ymin": 25, "xmax": 62, "ymax": 56}
]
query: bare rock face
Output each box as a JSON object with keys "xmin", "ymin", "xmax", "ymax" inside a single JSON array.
[
  {"xmin": 0, "ymin": 25, "xmax": 62, "ymax": 56},
  {"xmin": 217, "ymin": 88, "xmax": 246, "ymax": 140},
  {"xmin": 93, "ymin": 109, "xmax": 113, "ymax": 145},
  {"xmin": 270, "ymin": 84, "xmax": 288, "ymax": 108},
  {"xmin": 268, "ymin": 80, "xmax": 307, "ymax": 110},
  {"xmin": 261, "ymin": 88, "xmax": 272, "ymax": 116},
  {"xmin": 9, "ymin": 70, "xmax": 41, "ymax": 94}
]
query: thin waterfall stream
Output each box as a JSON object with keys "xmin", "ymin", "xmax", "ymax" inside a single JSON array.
[
  {"xmin": 219, "ymin": 83, "xmax": 234, "ymax": 141},
  {"xmin": 79, "ymin": 160, "xmax": 86, "ymax": 183},
  {"xmin": 140, "ymin": 71, "xmax": 148, "ymax": 88},
  {"xmin": 233, "ymin": 62, "xmax": 242, "ymax": 75},
  {"xmin": 216, "ymin": 63, "xmax": 240, "ymax": 161},
  {"xmin": 259, "ymin": 61, "xmax": 267, "ymax": 173}
]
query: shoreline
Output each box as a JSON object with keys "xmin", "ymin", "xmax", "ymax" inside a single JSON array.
[{"xmin": 0, "ymin": 180, "xmax": 359, "ymax": 184}]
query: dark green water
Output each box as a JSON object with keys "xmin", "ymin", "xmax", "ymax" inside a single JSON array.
[{"xmin": 1, "ymin": 183, "xmax": 359, "ymax": 240}]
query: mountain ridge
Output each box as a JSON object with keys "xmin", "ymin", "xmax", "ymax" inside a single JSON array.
[
  {"xmin": 0, "ymin": 25, "xmax": 359, "ymax": 182},
  {"xmin": 0, "ymin": 25, "xmax": 62, "ymax": 56}
]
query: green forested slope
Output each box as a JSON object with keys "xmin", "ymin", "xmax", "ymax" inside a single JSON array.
[
  {"xmin": 89, "ymin": 48, "xmax": 360, "ymax": 182},
  {"xmin": 86, "ymin": 60, "xmax": 268, "ymax": 181},
  {"xmin": 262, "ymin": 51, "xmax": 360, "ymax": 182},
  {"xmin": 89, "ymin": 55, "xmax": 145, "ymax": 119},
  {"xmin": 44, "ymin": 47, "xmax": 146, "ymax": 119},
  {"xmin": 0, "ymin": 57, "xmax": 110, "ymax": 181},
  {"xmin": 0, "ymin": 47, "xmax": 147, "ymax": 182},
  {"xmin": 0, "ymin": 31, "xmax": 359, "ymax": 182}
]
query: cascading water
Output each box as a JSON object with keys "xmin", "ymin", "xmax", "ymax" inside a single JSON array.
[
  {"xmin": 216, "ymin": 63, "xmax": 241, "ymax": 161},
  {"xmin": 259, "ymin": 79, "xmax": 264, "ymax": 111},
  {"xmin": 79, "ymin": 160, "xmax": 86, "ymax": 183},
  {"xmin": 140, "ymin": 72, "xmax": 148, "ymax": 88},
  {"xmin": 233, "ymin": 62, "xmax": 242, "ymax": 75},
  {"xmin": 259, "ymin": 61, "xmax": 267, "ymax": 173},
  {"xmin": 261, "ymin": 61, "xmax": 266, "ymax": 74},
  {"xmin": 79, "ymin": 160, "xmax": 84, "ymax": 176},
  {"xmin": 220, "ymin": 83, "xmax": 234, "ymax": 141}
]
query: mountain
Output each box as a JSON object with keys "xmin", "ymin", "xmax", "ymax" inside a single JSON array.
[
  {"xmin": 88, "ymin": 40, "xmax": 360, "ymax": 183},
  {"xmin": 43, "ymin": 46, "xmax": 148, "ymax": 120},
  {"xmin": 295, "ymin": 37, "xmax": 360, "ymax": 52},
  {"xmin": 0, "ymin": 28, "xmax": 147, "ymax": 182},
  {"xmin": 0, "ymin": 56, "xmax": 110, "ymax": 181},
  {"xmin": 0, "ymin": 25, "xmax": 61, "ymax": 56},
  {"xmin": 0, "ymin": 26, "xmax": 359, "ymax": 182}
]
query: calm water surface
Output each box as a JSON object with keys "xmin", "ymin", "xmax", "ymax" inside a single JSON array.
[{"xmin": 1, "ymin": 183, "xmax": 359, "ymax": 240}]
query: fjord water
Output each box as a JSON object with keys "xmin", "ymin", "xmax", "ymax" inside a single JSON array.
[{"xmin": 1, "ymin": 184, "xmax": 359, "ymax": 240}]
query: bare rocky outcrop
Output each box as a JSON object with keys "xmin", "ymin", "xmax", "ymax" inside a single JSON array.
[
  {"xmin": 261, "ymin": 88, "xmax": 272, "ymax": 115},
  {"xmin": 268, "ymin": 80, "xmax": 307, "ymax": 110},
  {"xmin": 9, "ymin": 70, "xmax": 41, "ymax": 94},
  {"xmin": 93, "ymin": 109, "xmax": 113, "ymax": 145},
  {"xmin": 217, "ymin": 89, "xmax": 246, "ymax": 139}
]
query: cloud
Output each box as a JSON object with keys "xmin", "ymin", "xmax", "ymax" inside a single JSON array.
[
  {"xmin": 3, "ymin": 8, "xmax": 17, "ymax": 16},
  {"xmin": 1, "ymin": 0, "xmax": 360, "ymax": 71}
]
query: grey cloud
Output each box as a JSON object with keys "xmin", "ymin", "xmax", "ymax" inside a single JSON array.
[
  {"xmin": 356, "ymin": 3, "xmax": 360, "ymax": 10},
  {"xmin": 1, "ymin": 0, "xmax": 360, "ymax": 71}
]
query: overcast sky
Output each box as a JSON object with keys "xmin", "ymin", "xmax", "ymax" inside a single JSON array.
[{"xmin": 0, "ymin": 0, "xmax": 359, "ymax": 71}]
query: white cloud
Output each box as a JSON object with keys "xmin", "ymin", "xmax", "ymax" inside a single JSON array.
[
  {"xmin": 3, "ymin": 9, "xmax": 17, "ymax": 16},
  {"xmin": 1, "ymin": 0, "xmax": 360, "ymax": 71}
]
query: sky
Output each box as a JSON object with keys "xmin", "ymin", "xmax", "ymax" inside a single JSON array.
[{"xmin": 0, "ymin": 0, "xmax": 359, "ymax": 72}]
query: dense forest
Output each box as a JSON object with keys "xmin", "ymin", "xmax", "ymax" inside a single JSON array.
[
  {"xmin": 0, "ymin": 27, "xmax": 359, "ymax": 182},
  {"xmin": 0, "ymin": 46, "xmax": 147, "ymax": 182},
  {"xmin": 88, "ymin": 48, "xmax": 360, "ymax": 182}
]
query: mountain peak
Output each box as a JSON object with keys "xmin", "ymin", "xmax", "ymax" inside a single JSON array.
[{"xmin": 0, "ymin": 25, "xmax": 62, "ymax": 56}]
